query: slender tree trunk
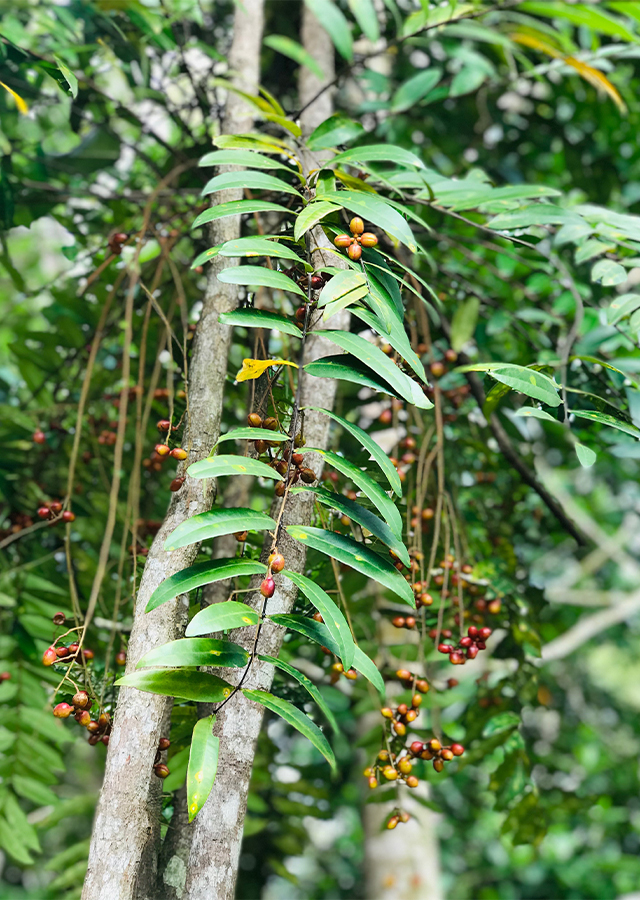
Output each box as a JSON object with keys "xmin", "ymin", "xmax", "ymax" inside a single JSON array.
[
  {"xmin": 82, "ymin": 5, "xmax": 264, "ymax": 899},
  {"xmin": 180, "ymin": 14, "xmax": 344, "ymax": 900}
]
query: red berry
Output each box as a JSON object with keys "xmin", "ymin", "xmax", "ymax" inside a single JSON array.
[
  {"xmin": 53, "ymin": 703, "xmax": 73, "ymax": 718},
  {"xmin": 101, "ymin": 734, "xmax": 110, "ymax": 745},
  {"xmin": 33, "ymin": 430, "xmax": 46, "ymax": 444},
  {"xmin": 75, "ymin": 710, "xmax": 91, "ymax": 727},
  {"xmin": 56, "ymin": 646, "xmax": 70, "ymax": 659},
  {"xmin": 267, "ymin": 553, "xmax": 285, "ymax": 574},
  {"xmin": 157, "ymin": 420, "xmax": 171, "ymax": 432},
  {"xmin": 50, "ymin": 501, "xmax": 62, "ymax": 514},
  {"xmin": 405, "ymin": 616, "xmax": 416, "ymax": 629},
  {"xmin": 62, "ymin": 511, "xmax": 75, "ymax": 523},
  {"xmin": 260, "ymin": 577, "xmax": 275, "ymax": 598},
  {"xmin": 478, "ymin": 627, "xmax": 492, "ymax": 640},
  {"xmin": 410, "ymin": 741, "xmax": 424, "ymax": 755},
  {"xmin": 170, "ymin": 448, "xmax": 188, "ymax": 460},
  {"xmin": 451, "ymin": 743, "xmax": 465, "ymax": 757},
  {"xmin": 115, "ymin": 651, "xmax": 127, "ymax": 666},
  {"xmin": 154, "ymin": 763, "xmax": 170, "ymax": 779},
  {"xmin": 438, "ymin": 643, "xmax": 452, "ymax": 654},
  {"xmin": 170, "ymin": 477, "xmax": 185, "ymax": 492},
  {"xmin": 155, "ymin": 443, "xmax": 170, "ymax": 456},
  {"xmin": 459, "ymin": 636, "xmax": 473, "ymax": 648},
  {"xmin": 449, "ymin": 651, "xmax": 465, "ymax": 665},
  {"xmin": 37, "ymin": 507, "xmax": 51, "ymax": 520},
  {"xmin": 476, "ymin": 641, "xmax": 486, "ymax": 651},
  {"xmin": 83, "ymin": 648, "xmax": 94, "ymax": 661},
  {"xmin": 467, "ymin": 626, "xmax": 479, "ymax": 638},
  {"xmin": 68, "ymin": 642, "xmax": 79, "ymax": 654},
  {"xmin": 158, "ymin": 737, "xmax": 170, "ymax": 750},
  {"xmin": 347, "ymin": 242, "xmax": 362, "ymax": 261},
  {"xmin": 0, "ymin": 672, "xmax": 10, "ymax": 681},
  {"xmin": 392, "ymin": 616, "xmax": 406, "ymax": 628},
  {"xmin": 88, "ymin": 734, "xmax": 101, "ymax": 745},
  {"xmin": 52, "ymin": 612, "xmax": 66, "ymax": 626},
  {"xmin": 87, "ymin": 720, "xmax": 100, "ymax": 734},
  {"xmin": 466, "ymin": 645, "xmax": 479, "ymax": 659}
]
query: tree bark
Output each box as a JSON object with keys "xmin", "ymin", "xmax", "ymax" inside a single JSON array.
[
  {"xmin": 180, "ymin": 14, "xmax": 344, "ymax": 900},
  {"xmin": 82, "ymin": 4, "xmax": 265, "ymax": 899}
]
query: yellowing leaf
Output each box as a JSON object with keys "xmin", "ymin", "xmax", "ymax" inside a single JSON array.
[
  {"xmin": 511, "ymin": 32, "xmax": 626, "ymax": 113},
  {"xmin": 0, "ymin": 82, "xmax": 28, "ymax": 114},
  {"xmin": 236, "ymin": 358, "xmax": 298, "ymax": 382}
]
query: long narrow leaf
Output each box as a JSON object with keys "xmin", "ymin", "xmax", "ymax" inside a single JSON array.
[
  {"xmin": 115, "ymin": 670, "xmax": 233, "ymax": 702},
  {"xmin": 186, "ymin": 600, "xmax": 260, "ymax": 636},
  {"xmin": 164, "ymin": 509, "xmax": 276, "ymax": 552},
  {"xmin": 192, "ymin": 200, "xmax": 290, "ymax": 230},
  {"xmin": 188, "ymin": 455, "xmax": 284, "ymax": 481},
  {"xmin": 259, "ymin": 654, "xmax": 339, "ymax": 733},
  {"xmin": 146, "ymin": 559, "xmax": 267, "ymax": 612},
  {"xmin": 187, "ymin": 716, "xmax": 220, "ymax": 822},
  {"xmin": 282, "ymin": 569, "xmax": 355, "ymax": 670},
  {"xmin": 219, "ymin": 309, "xmax": 303, "ymax": 339},
  {"xmin": 137, "ymin": 638, "xmax": 249, "ymax": 669},
  {"xmin": 216, "ymin": 266, "xmax": 306, "ymax": 296}
]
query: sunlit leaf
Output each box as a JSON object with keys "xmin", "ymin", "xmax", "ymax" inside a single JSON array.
[
  {"xmin": 137, "ymin": 638, "xmax": 248, "ymax": 669},
  {"xmin": 192, "ymin": 200, "xmax": 290, "ymax": 230},
  {"xmin": 575, "ymin": 443, "xmax": 597, "ymax": 468},
  {"xmin": 294, "ymin": 200, "xmax": 342, "ymax": 241},
  {"xmin": 219, "ymin": 308, "xmax": 303, "ymax": 339},
  {"xmin": 186, "ymin": 600, "xmax": 260, "ymax": 637},
  {"xmin": 188, "ymin": 454, "xmax": 284, "ymax": 480},
  {"xmin": 164, "ymin": 509, "xmax": 276, "ymax": 552},
  {"xmin": 259, "ymin": 654, "xmax": 339, "ymax": 732},
  {"xmin": 115, "ymin": 669, "xmax": 233, "ymax": 702},
  {"xmin": 282, "ymin": 569, "xmax": 355, "ymax": 670},
  {"xmin": 146, "ymin": 559, "xmax": 267, "ymax": 612},
  {"xmin": 217, "ymin": 266, "xmax": 306, "ymax": 296},
  {"xmin": 202, "ymin": 170, "xmax": 302, "ymax": 198},
  {"xmin": 218, "ymin": 237, "xmax": 304, "ymax": 262},
  {"xmin": 187, "ymin": 716, "xmax": 219, "ymax": 822}
]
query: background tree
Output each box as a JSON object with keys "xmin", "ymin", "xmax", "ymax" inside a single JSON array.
[{"xmin": 2, "ymin": 2, "xmax": 640, "ymax": 899}]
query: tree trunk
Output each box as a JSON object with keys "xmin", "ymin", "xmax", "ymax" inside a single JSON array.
[
  {"xmin": 180, "ymin": 13, "xmax": 344, "ymax": 900},
  {"xmin": 82, "ymin": 4, "xmax": 265, "ymax": 899}
]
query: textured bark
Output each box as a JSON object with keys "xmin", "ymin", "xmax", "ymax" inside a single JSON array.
[
  {"xmin": 82, "ymin": 4, "xmax": 265, "ymax": 899},
  {"xmin": 180, "ymin": 17, "xmax": 343, "ymax": 900}
]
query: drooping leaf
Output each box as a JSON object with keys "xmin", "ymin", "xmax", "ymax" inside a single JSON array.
[
  {"xmin": 347, "ymin": 0, "xmax": 380, "ymax": 41},
  {"xmin": 215, "ymin": 427, "xmax": 289, "ymax": 446},
  {"xmin": 264, "ymin": 34, "xmax": 325, "ymax": 79},
  {"xmin": 320, "ymin": 190, "xmax": 417, "ymax": 251},
  {"xmin": 322, "ymin": 330, "xmax": 431, "ymax": 408},
  {"xmin": 188, "ymin": 454, "xmax": 284, "ymax": 481},
  {"xmin": 304, "ymin": 405, "xmax": 402, "ymax": 495},
  {"xmin": 575, "ymin": 443, "xmax": 597, "ymax": 468},
  {"xmin": 219, "ymin": 308, "xmax": 303, "ymax": 339},
  {"xmin": 391, "ymin": 68, "xmax": 442, "ymax": 112},
  {"xmin": 513, "ymin": 406, "xmax": 560, "ymax": 423},
  {"xmin": 218, "ymin": 237, "xmax": 304, "ymax": 262},
  {"xmin": 192, "ymin": 200, "xmax": 291, "ymax": 230},
  {"xmin": 307, "ymin": 114, "xmax": 364, "ymax": 151},
  {"xmin": 191, "ymin": 246, "xmax": 221, "ymax": 269},
  {"xmin": 164, "ymin": 509, "xmax": 276, "ymax": 552},
  {"xmin": 304, "ymin": 0, "xmax": 354, "ymax": 61},
  {"xmin": 305, "ymin": 354, "xmax": 410, "ymax": 398},
  {"xmin": 146, "ymin": 558, "xmax": 267, "ymax": 612},
  {"xmin": 258, "ymin": 654, "xmax": 339, "ymax": 732},
  {"xmin": 236, "ymin": 358, "xmax": 299, "ymax": 381},
  {"xmin": 308, "ymin": 447, "xmax": 403, "ymax": 537},
  {"xmin": 519, "ymin": 1, "xmax": 636, "ymax": 42},
  {"xmin": 53, "ymin": 56, "xmax": 78, "ymax": 98},
  {"xmin": 330, "ymin": 144, "xmax": 425, "ymax": 170},
  {"xmin": 115, "ymin": 670, "xmax": 233, "ymax": 702},
  {"xmin": 351, "ymin": 304, "xmax": 426, "ymax": 383},
  {"xmin": 202, "ymin": 170, "xmax": 302, "ymax": 198},
  {"xmin": 199, "ymin": 149, "xmax": 296, "ymax": 173},
  {"xmin": 217, "ymin": 266, "xmax": 306, "ymax": 296},
  {"xmin": 294, "ymin": 200, "xmax": 342, "ymax": 241},
  {"xmin": 269, "ymin": 614, "xmax": 385, "ymax": 695},
  {"xmin": 456, "ymin": 363, "xmax": 561, "ymax": 407},
  {"xmin": 186, "ymin": 600, "xmax": 260, "ymax": 637},
  {"xmin": 214, "ymin": 132, "xmax": 292, "ymax": 153},
  {"xmin": 137, "ymin": 638, "xmax": 249, "ymax": 669},
  {"xmin": 242, "ymin": 689, "xmax": 336, "ymax": 768},
  {"xmin": 286, "ymin": 525, "xmax": 415, "ymax": 605},
  {"xmin": 450, "ymin": 297, "xmax": 480, "ymax": 351},
  {"xmin": 282, "ymin": 569, "xmax": 355, "ymax": 670},
  {"xmin": 187, "ymin": 716, "xmax": 219, "ymax": 822},
  {"xmin": 572, "ymin": 409, "xmax": 640, "ymax": 439},
  {"xmin": 291, "ymin": 485, "xmax": 409, "ymax": 564},
  {"xmin": 606, "ymin": 292, "xmax": 640, "ymax": 325}
]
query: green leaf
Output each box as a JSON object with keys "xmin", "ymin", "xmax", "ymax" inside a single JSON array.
[
  {"xmin": 216, "ymin": 266, "xmax": 305, "ymax": 296},
  {"xmin": 450, "ymin": 297, "xmax": 480, "ymax": 351},
  {"xmin": 115, "ymin": 669, "xmax": 233, "ymax": 702},
  {"xmin": 12, "ymin": 774, "xmax": 58, "ymax": 808},
  {"xmin": 482, "ymin": 381, "xmax": 512, "ymax": 418},
  {"xmin": 572, "ymin": 409, "xmax": 640, "ymax": 439},
  {"xmin": 186, "ymin": 600, "xmax": 260, "ymax": 637},
  {"xmin": 191, "ymin": 246, "xmax": 221, "ymax": 268},
  {"xmin": 347, "ymin": 0, "xmax": 380, "ymax": 40},
  {"xmin": 450, "ymin": 65, "xmax": 488, "ymax": 98},
  {"xmin": 606, "ymin": 292, "xmax": 640, "ymax": 325},
  {"xmin": 304, "ymin": 0, "xmax": 353, "ymax": 61},
  {"xmin": 286, "ymin": 525, "xmax": 415, "ymax": 605},
  {"xmin": 202, "ymin": 170, "xmax": 302, "ymax": 198},
  {"xmin": 307, "ymin": 114, "xmax": 364, "ymax": 151},
  {"xmin": 269, "ymin": 614, "xmax": 385, "ymax": 695},
  {"xmin": 320, "ymin": 190, "xmax": 417, "ymax": 251},
  {"xmin": 187, "ymin": 716, "xmax": 219, "ymax": 822},
  {"xmin": 0, "ymin": 815, "xmax": 34, "ymax": 866},
  {"xmin": 322, "ymin": 330, "xmax": 431, "ymax": 409},
  {"xmin": 164, "ymin": 508, "xmax": 276, "ymax": 552},
  {"xmin": 219, "ymin": 308, "xmax": 303, "ymax": 339},
  {"xmin": 188, "ymin": 454, "xmax": 285, "ymax": 481},
  {"xmin": 489, "ymin": 206, "xmax": 585, "ymax": 230},
  {"xmin": 330, "ymin": 144, "xmax": 425, "ymax": 170},
  {"xmin": 214, "ymin": 133, "xmax": 292, "ymax": 153},
  {"xmin": 575, "ymin": 443, "xmax": 597, "ymax": 468},
  {"xmin": 199, "ymin": 149, "xmax": 296, "ymax": 172},
  {"xmin": 304, "ymin": 405, "xmax": 402, "ymax": 496},
  {"xmin": 309, "ymin": 447, "xmax": 403, "ymax": 537},
  {"xmin": 282, "ymin": 569, "xmax": 355, "ymax": 670},
  {"xmin": 215, "ymin": 427, "xmax": 290, "ymax": 446},
  {"xmin": 591, "ymin": 258, "xmax": 628, "ymax": 287},
  {"xmin": 242, "ymin": 689, "xmax": 336, "ymax": 768},
  {"xmin": 192, "ymin": 200, "xmax": 291, "ymax": 229},
  {"xmin": 146, "ymin": 559, "xmax": 267, "ymax": 612},
  {"xmin": 514, "ymin": 406, "xmax": 560, "ymax": 423},
  {"xmin": 54, "ymin": 56, "xmax": 78, "ymax": 98},
  {"xmin": 351, "ymin": 304, "xmax": 426, "ymax": 383},
  {"xmin": 264, "ymin": 34, "xmax": 325, "ymax": 80},
  {"xmin": 291, "ymin": 485, "xmax": 409, "ymax": 564},
  {"xmin": 137, "ymin": 638, "xmax": 249, "ymax": 669},
  {"xmin": 456, "ymin": 363, "xmax": 561, "ymax": 407},
  {"xmin": 317, "ymin": 270, "xmax": 368, "ymax": 310},
  {"xmin": 519, "ymin": 2, "xmax": 637, "ymax": 42},
  {"xmin": 218, "ymin": 237, "xmax": 304, "ymax": 262},
  {"xmin": 305, "ymin": 354, "xmax": 411, "ymax": 398},
  {"xmin": 258, "ymin": 654, "xmax": 339, "ymax": 732},
  {"xmin": 294, "ymin": 201, "xmax": 342, "ymax": 241},
  {"xmin": 391, "ymin": 68, "xmax": 442, "ymax": 113}
]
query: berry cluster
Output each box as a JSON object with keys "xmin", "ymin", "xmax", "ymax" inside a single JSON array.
[
  {"xmin": 43, "ymin": 641, "xmax": 94, "ymax": 665},
  {"xmin": 244, "ymin": 413, "xmax": 316, "ymax": 497},
  {"xmin": 334, "ymin": 217, "xmax": 379, "ymax": 261},
  {"xmin": 407, "ymin": 737, "xmax": 465, "ymax": 772},
  {"xmin": 37, "ymin": 501, "xmax": 75, "ymax": 523},
  {"xmin": 364, "ymin": 747, "xmax": 419, "ymax": 790},
  {"xmin": 153, "ymin": 737, "xmax": 171, "ymax": 778},
  {"xmin": 437, "ymin": 625, "xmax": 492, "ymax": 665},
  {"xmin": 380, "ymin": 671, "xmax": 430, "ymax": 738},
  {"xmin": 386, "ymin": 809, "xmax": 411, "ymax": 830},
  {"xmin": 53, "ymin": 694, "xmax": 111, "ymax": 747}
]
